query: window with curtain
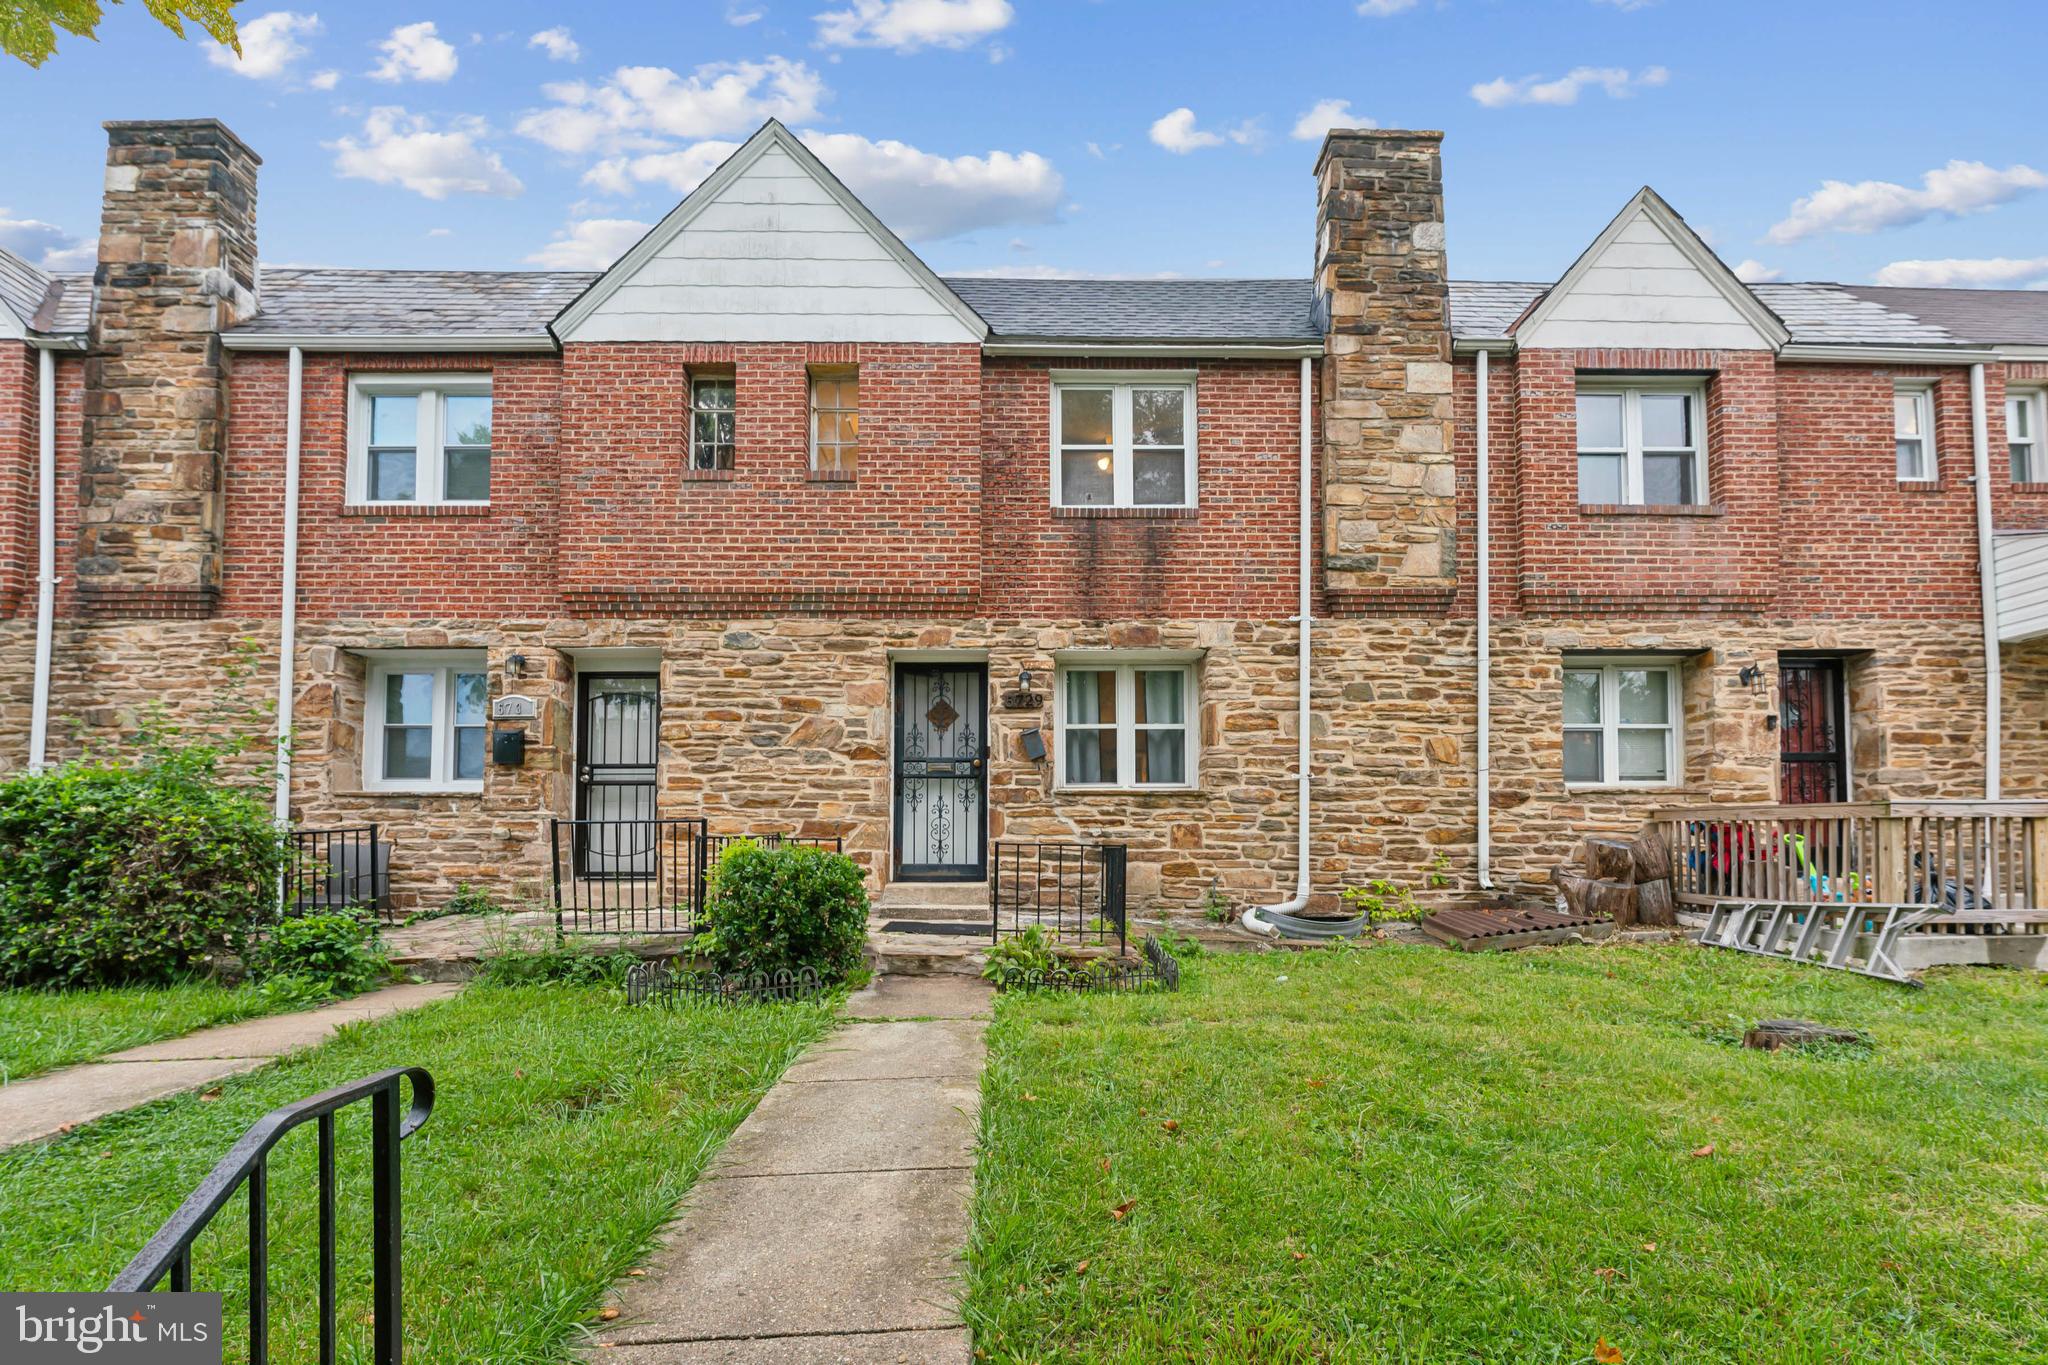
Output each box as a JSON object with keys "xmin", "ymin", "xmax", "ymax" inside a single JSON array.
[
  {"xmin": 810, "ymin": 369, "xmax": 859, "ymax": 479},
  {"xmin": 1561, "ymin": 658, "xmax": 1682, "ymax": 787},
  {"xmin": 1894, "ymin": 384, "xmax": 1936, "ymax": 482},
  {"xmin": 1058, "ymin": 662, "xmax": 1195, "ymax": 788},
  {"xmin": 2010, "ymin": 389, "xmax": 2045, "ymax": 483},
  {"xmin": 690, "ymin": 374, "xmax": 736, "ymax": 471}
]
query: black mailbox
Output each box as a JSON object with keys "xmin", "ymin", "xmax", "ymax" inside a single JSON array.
[
  {"xmin": 492, "ymin": 727, "xmax": 527, "ymax": 767},
  {"xmin": 1019, "ymin": 726, "xmax": 1047, "ymax": 762}
]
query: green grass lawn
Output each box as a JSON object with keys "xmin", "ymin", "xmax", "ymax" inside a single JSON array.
[
  {"xmin": 0, "ymin": 981, "xmax": 298, "ymax": 1083},
  {"xmin": 0, "ymin": 982, "xmax": 834, "ymax": 1363},
  {"xmin": 968, "ymin": 941, "xmax": 2048, "ymax": 1364}
]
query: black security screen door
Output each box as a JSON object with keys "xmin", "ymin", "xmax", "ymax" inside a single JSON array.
[
  {"xmin": 894, "ymin": 664, "xmax": 988, "ymax": 882},
  {"xmin": 576, "ymin": 673, "xmax": 660, "ymax": 877},
  {"xmin": 1779, "ymin": 659, "xmax": 1847, "ymax": 804}
]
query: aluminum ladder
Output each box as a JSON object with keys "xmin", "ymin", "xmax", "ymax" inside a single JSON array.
[{"xmin": 1697, "ymin": 901, "xmax": 1942, "ymax": 986}]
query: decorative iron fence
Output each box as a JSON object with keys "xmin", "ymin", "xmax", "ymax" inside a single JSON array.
[
  {"xmin": 286, "ymin": 825, "xmax": 392, "ymax": 920},
  {"xmin": 990, "ymin": 841, "xmax": 1128, "ymax": 951},
  {"xmin": 991, "ymin": 933, "xmax": 1181, "ymax": 994},
  {"xmin": 109, "ymin": 1066, "xmax": 435, "ymax": 1365},
  {"xmin": 625, "ymin": 959, "xmax": 827, "ymax": 1005},
  {"xmin": 551, "ymin": 816, "xmax": 707, "ymax": 936}
]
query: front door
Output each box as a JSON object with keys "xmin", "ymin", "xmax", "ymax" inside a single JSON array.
[
  {"xmin": 1779, "ymin": 659, "xmax": 1848, "ymax": 804},
  {"xmin": 893, "ymin": 663, "xmax": 988, "ymax": 882},
  {"xmin": 575, "ymin": 673, "xmax": 660, "ymax": 877}
]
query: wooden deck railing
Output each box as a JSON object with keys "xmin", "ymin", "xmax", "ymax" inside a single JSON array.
[{"xmin": 1650, "ymin": 801, "xmax": 2048, "ymax": 911}]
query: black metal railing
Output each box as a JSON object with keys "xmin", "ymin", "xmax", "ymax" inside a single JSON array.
[
  {"xmin": 110, "ymin": 1067, "xmax": 435, "ymax": 1365},
  {"xmin": 287, "ymin": 825, "xmax": 392, "ymax": 920},
  {"xmin": 990, "ymin": 842, "xmax": 1128, "ymax": 951},
  {"xmin": 552, "ymin": 816, "xmax": 707, "ymax": 935}
]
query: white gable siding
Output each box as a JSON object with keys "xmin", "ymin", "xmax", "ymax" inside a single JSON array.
[
  {"xmin": 1518, "ymin": 211, "xmax": 1772, "ymax": 351},
  {"xmin": 1996, "ymin": 532, "xmax": 2048, "ymax": 642},
  {"xmin": 563, "ymin": 145, "xmax": 980, "ymax": 344},
  {"xmin": 0, "ymin": 302, "xmax": 26, "ymax": 342}
]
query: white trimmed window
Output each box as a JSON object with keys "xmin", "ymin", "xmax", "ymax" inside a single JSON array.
[
  {"xmin": 689, "ymin": 374, "xmax": 736, "ymax": 471},
  {"xmin": 1561, "ymin": 658, "xmax": 1682, "ymax": 788},
  {"xmin": 1575, "ymin": 381, "xmax": 1707, "ymax": 506},
  {"xmin": 810, "ymin": 368, "xmax": 859, "ymax": 479},
  {"xmin": 1052, "ymin": 377, "xmax": 1196, "ymax": 509},
  {"xmin": 2009, "ymin": 389, "xmax": 2046, "ymax": 483},
  {"xmin": 1055, "ymin": 660, "xmax": 1196, "ymax": 789},
  {"xmin": 1894, "ymin": 383, "xmax": 1937, "ymax": 482},
  {"xmin": 364, "ymin": 655, "xmax": 487, "ymax": 792},
  {"xmin": 348, "ymin": 376, "xmax": 492, "ymax": 506}
]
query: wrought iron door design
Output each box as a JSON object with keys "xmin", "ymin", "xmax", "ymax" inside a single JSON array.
[
  {"xmin": 575, "ymin": 673, "xmax": 660, "ymax": 877},
  {"xmin": 1779, "ymin": 659, "xmax": 1848, "ymax": 804},
  {"xmin": 893, "ymin": 664, "xmax": 988, "ymax": 881}
]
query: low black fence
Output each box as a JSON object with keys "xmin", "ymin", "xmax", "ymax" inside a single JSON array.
[
  {"xmin": 286, "ymin": 824, "xmax": 392, "ymax": 921},
  {"xmin": 625, "ymin": 960, "xmax": 827, "ymax": 1005},
  {"xmin": 990, "ymin": 841, "xmax": 1128, "ymax": 952},
  {"xmin": 991, "ymin": 933, "xmax": 1182, "ymax": 994},
  {"xmin": 550, "ymin": 822, "xmax": 846, "ymax": 936},
  {"xmin": 109, "ymin": 1066, "xmax": 435, "ymax": 1365}
]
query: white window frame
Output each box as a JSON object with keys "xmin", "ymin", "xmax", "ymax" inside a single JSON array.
[
  {"xmin": 1050, "ymin": 373, "xmax": 1198, "ymax": 510},
  {"xmin": 809, "ymin": 366, "xmax": 858, "ymax": 479},
  {"xmin": 1560, "ymin": 656, "xmax": 1683, "ymax": 790},
  {"xmin": 1894, "ymin": 381, "xmax": 1938, "ymax": 483},
  {"xmin": 2009, "ymin": 387, "xmax": 2046, "ymax": 483},
  {"xmin": 362, "ymin": 652, "xmax": 488, "ymax": 793},
  {"xmin": 689, "ymin": 372, "xmax": 736, "ymax": 472},
  {"xmin": 1574, "ymin": 379, "xmax": 1709, "ymax": 507},
  {"xmin": 347, "ymin": 374, "xmax": 493, "ymax": 507},
  {"xmin": 1052, "ymin": 656, "xmax": 1199, "ymax": 792}
]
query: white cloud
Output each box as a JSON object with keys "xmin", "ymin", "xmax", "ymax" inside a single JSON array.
[
  {"xmin": 526, "ymin": 217, "xmax": 652, "ymax": 269},
  {"xmin": 1872, "ymin": 256, "xmax": 2048, "ymax": 289},
  {"xmin": 329, "ymin": 108, "xmax": 523, "ymax": 200},
  {"xmin": 370, "ymin": 21, "xmax": 458, "ymax": 83},
  {"xmin": 728, "ymin": 3, "xmax": 766, "ymax": 24},
  {"xmin": 308, "ymin": 68, "xmax": 339, "ymax": 89},
  {"xmin": 1731, "ymin": 259, "xmax": 1782, "ymax": 283},
  {"xmin": 528, "ymin": 27, "xmax": 581, "ymax": 62},
  {"xmin": 1292, "ymin": 98, "xmax": 1373, "ymax": 141},
  {"xmin": 1766, "ymin": 161, "xmax": 2048, "ymax": 244},
  {"xmin": 1148, "ymin": 107, "xmax": 1259, "ymax": 155},
  {"xmin": 1470, "ymin": 65, "xmax": 1668, "ymax": 108},
  {"xmin": 1593, "ymin": 0, "xmax": 1658, "ymax": 9},
  {"xmin": 1356, "ymin": 0, "xmax": 1417, "ymax": 14},
  {"xmin": 516, "ymin": 57, "xmax": 828, "ymax": 155},
  {"xmin": 426, "ymin": 227, "xmax": 453, "ymax": 237},
  {"xmin": 204, "ymin": 10, "xmax": 321, "ymax": 81},
  {"xmin": 0, "ymin": 210, "xmax": 94, "ymax": 270},
  {"xmin": 814, "ymin": 0, "xmax": 1014, "ymax": 52},
  {"xmin": 584, "ymin": 142, "xmax": 738, "ymax": 195}
]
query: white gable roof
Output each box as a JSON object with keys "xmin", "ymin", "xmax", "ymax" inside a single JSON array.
[
  {"xmin": 552, "ymin": 121, "xmax": 987, "ymax": 345},
  {"xmin": 1513, "ymin": 188, "xmax": 1788, "ymax": 352}
]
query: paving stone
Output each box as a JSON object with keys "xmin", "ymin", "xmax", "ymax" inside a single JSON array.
[
  {"xmin": 842, "ymin": 976, "xmax": 992, "ymax": 1020},
  {"xmin": 779, "ymin": 1020, "xmax": 985, "ymax": 1084},
  {"xmin": 104, "ymin": 983, "xmax": 460, "ymax": 1061},
  {"xmin": 713, "ymin": 1076, "xmax": 978, "ymax": 1177},
  {"xmin": 0, "ymin": 1058, "xmax": 269, "ymax": 1148},
  {"xmin": 593, "ymin": 1328, "xmax": 971, "ymax": 1363}
]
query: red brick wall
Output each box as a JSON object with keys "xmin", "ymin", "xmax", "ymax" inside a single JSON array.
[
  {"xmin": 0, "ymin": 341, "xmax": 33, "ymax": 616},
  {"xmin": 1995, "ymin": 359, "xmax": 2048, "ymax": 533},
  {"xmin": 980, "ymin": 358, "xmax": 1309, "ymax": 620}
]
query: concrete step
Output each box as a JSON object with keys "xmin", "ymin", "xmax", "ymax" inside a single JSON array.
[{"xmin": 874, "ymin": 881, "xmax": 990, "ymax": 914}]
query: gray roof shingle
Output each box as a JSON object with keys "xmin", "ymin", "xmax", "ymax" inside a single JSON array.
[
  {"xmin": 0, "ymin": 248, "xmax": 52, "ymax": 330},
  {"xmin": 1838, "ymin": 285, "xmax": 2048, "ymax": 347},
  {"xmin": 1448, "ymin": 281, "xmax": 1545, "ymax": 337},
  {"xmin": 939, "ymin": 276, "xmax": 1318, "ymax": 341},
  {"xmin": 230, "ymin": 268, "xmax": 599, "ymax": 337}
]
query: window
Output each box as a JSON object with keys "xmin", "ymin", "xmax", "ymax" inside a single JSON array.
[
  {"xmin": 1894, "ymin": 384, "xmax": 1936, "ymax": 481},
  {"xmin": 1561, "ymin": 659, "xmax": 1681, "ymax": 787},
  {"xmin": 1056, "ymin": 661, "xmax": 1195, "ymax": 789},
  {"xmin": 1052, "ymin": 379, "xmax": 1196, "ymax": 508},
  {"xmin": 1575, "ymin": 382, "xmax": 1706, "ymax": 506},
  {"xmin": 690, "ymin": 375, "xmax": 736, "ymax": 471},
  {"xmin": 348, "ymin": 377, "xmax": 492, "ymax": 506},
  {"xmin": 363, "ymin": 656, "xmax": 487, "ymax": 792},
  {"xmin": 2010, "ymin": 389, "xmax": 2046, "ymax": 483},
  {"xmin": 810, "ymin": 369, "xmax": 859, "ymax": 479}
]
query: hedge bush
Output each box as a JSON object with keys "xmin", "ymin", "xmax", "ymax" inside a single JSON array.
[
  {"xmin": 698, "ymin": 841, "xmax": 869, "ymax": 982},
  {"xmin": 0, "ymin": 760, "xmax": 285, "ymax": 988},
  {"xmin": 254, "ymin": 909, "xmax": 390, "ymax": 999}
]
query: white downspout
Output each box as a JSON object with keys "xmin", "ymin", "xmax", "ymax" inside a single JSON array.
[
  {"xmin": 1475, "ymin": 348, "xmax": 1494, "ymax": 889},
  {"xmin": 272, "ymin": 346, "xmax": 304, "ymax": 823},
  {"xmin": 27, "ymin": 347, "xmax": 56, "ymax": 772},
  {"xmin": 1242, "ymin": 356, "xmax": 1316, "ymax": 935},
  {"xmin": 1970, "ymin": 362, "xmax": 2000, "ymax": 799}
]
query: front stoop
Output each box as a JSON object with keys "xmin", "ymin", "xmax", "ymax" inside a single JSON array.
[{"xmin": 587, "ymin": 978, "xmax": 992, "ymax": 1365}]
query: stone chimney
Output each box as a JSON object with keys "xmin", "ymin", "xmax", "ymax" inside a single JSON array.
[
  {"xmin": 1314, "ymin": 129, "xmax": 1455, "ymax": 609},
  {"xmin": 79, "ymin": 118, "xmax": 259, "ymax": 618}
]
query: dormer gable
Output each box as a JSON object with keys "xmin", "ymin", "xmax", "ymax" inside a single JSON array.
[
  {"xmin": 551, "ymin": 120, "xmax": 987, "ymax": 346},
  {"xmin": 1512, "ymin": 188, "xmax": 1788, "ymax": 352}
]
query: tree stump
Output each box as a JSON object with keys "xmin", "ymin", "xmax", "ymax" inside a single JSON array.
[
  {"xmin": 1631, "ymin": 829, "xmax": 1673, "ymax": 882},
  {"xmin": 1742, "ymin": 1019, "xmax": 1870, "ymax": 1051},
  {"xmin": 1582, "ymin": 838, "xmax": 1638, "ymax": 883},
  {"xmin": 1635, "ymin": 877, "xmax": 1677, "ymax": 928}
]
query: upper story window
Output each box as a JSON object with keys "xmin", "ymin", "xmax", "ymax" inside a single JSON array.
[
  {"xmin": 1575, "ymin": 381, "xmax": 1706, "ymax": 506},
  {"xmin": 2010, "ymin": 389, "xmax": 2045, "ymax": 483},
  {"xmin": 690, "ymin": 374, "xmax": 736, "ymax": 472},
  {"xmin": 1052, "ymin": 377, "xmax": 1196, "ymax": 509},
  {"xmin": 363, "ymin": 654, "xmax": 487, "ymax": 793},
  {"xmin": 810, "ymin": 369, "xmax": 859, "ymax": 480},
  {"xmin": 1056, "ymin": 659, "xmax": 1196, "ymax": 790},
  {"xmin": 1894, "ymin": 383, "xmax": 1937, "ymax": 482},
  {"xmin": 349, "ymin": 376, "xmax": 491, "ymax": 506},
  {"xmin": 1561, "ymin": 657, "xmax": 1681, "ymax": 788}
]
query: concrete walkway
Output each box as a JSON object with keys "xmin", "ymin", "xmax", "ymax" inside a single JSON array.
[
  {"xmin": 0, "ymin": 981, "xmax": 460, "ymax": 1150},
  {"xmin": 590, "ymin": 973, "xmax": 993, "ymax": 1363}
]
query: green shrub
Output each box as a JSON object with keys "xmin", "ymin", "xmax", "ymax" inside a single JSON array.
[
  {"xmin": 474, "ymin": 937, "xmax": 638, "ymax": 988},
  {"xmin": 698, "ymin": 841, "xmax": 869, "ymax": 982},
  {"xmin": 0, "ymin": 760, "xmax": 285, "ymax": 988},
  {"xmin": 982, "ymin": 925, "xmax": 1058, "ymax": 987},
  {"xmin": 255, "ymin": 909, "xmax": 388, "ymax": 998},
  {"xmin": 410, "ymin": 882, "xmax": 503, "ymax": 922}
]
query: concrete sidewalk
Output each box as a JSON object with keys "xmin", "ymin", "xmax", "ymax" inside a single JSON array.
[
  {"xmin": 590, "ymin": 973, "xmax": 993, "ymax": 1363},
  {"xmin": 0, "ymin": 981, "xmax": 460, "ymax": 1150}
]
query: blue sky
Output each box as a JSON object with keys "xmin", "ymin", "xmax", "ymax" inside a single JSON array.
[{"xmin": 1, "ymin": 0, "xmax": 2043, "ymax": 290}]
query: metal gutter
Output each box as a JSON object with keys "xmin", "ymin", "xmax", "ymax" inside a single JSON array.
[
  {"xmin": 981, "ymin": 339, "xmax": 1323, "ymax": 359},
  {"xmin": 1779, "ymin": 343, "xmax": 2000, "ymax": 366}
]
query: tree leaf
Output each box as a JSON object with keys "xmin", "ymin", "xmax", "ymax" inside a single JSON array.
[
  {"xmin": 1594, "ymin": 1338, "xmax": 1623, "ymax": 1364},
  {"xmin": 1690, "ymin": 1143, "xmax": 1715, "ymax": 1159},
  {"xmin": 1109, "ymin": 1199, "xmax": 1137, "ymax": 1221}
]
